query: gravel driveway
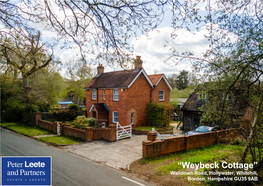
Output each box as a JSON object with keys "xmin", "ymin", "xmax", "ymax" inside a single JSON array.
[
  {"xmin": 61, "ymin": 135, "xmax": 147, "ymax": 170},
  {"xmin": 61, "ymin": 125, "xmax": 186, "ymax": 170}
]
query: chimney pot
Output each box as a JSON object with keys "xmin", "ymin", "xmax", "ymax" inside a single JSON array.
[
  {"xmin": 97, "ymin": 64, "xmax": 104, "ymax": 75},
  {"xmin": 134, "ymin": 56, "xmax": 143, "ymax": 70}
]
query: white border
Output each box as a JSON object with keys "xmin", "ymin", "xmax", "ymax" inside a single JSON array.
[{"xmin": 1, "ymin": 156, "xmax": 52, "ymax": 186}]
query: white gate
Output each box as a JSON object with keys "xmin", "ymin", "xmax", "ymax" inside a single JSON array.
[
  {"xmin": 57, "ymin": 122, "xmax": 60, "ymax": 135},
  {"xmin": 116, "ymin": 122, "xmax": 133, "ymax": 141}
]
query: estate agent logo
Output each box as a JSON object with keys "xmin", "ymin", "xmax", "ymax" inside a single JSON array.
[{"xmin": 1, "ymin": 156, "xmax": 51, "ymax": 186}]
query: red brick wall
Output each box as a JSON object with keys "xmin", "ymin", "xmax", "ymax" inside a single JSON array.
[
  {"xmin": 86, "ymin": 73, "xmax": 152, "ymax": 127},
  {"xmin": 38, "ymin": 120, "xmax": 55, "ymax": 133},
  {"xmin": 37, "ymin": 119, "xmax": 117, "ymax": 142},
  {"xmin": 63, "ymin": 126, "xmax": 86, "ymax": 140},
  {"xmin": 151, "ymin": 78, "xmax": 170, "ymax": 104},
  {"xmin": 142, "ymin": 129, "xmax": 238, "ymax": 158}
]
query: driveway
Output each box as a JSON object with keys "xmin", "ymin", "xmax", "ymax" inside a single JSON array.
[
  {"xmin": 62, "ymin": 135, "xmax": 147, "ymax": 170},
  {"xmin": 61, "ymin": 126, "xmax": 186, "ymax": 170}
]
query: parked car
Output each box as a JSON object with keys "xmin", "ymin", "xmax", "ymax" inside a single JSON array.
[{"xmin": 185, "ymin": 126, "xmax": 218, "ymax": 136}]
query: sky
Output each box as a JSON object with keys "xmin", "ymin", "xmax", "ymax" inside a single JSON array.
[{"xmin": 27, "ymin": 1, "xmax": 213, "ymax": 78}]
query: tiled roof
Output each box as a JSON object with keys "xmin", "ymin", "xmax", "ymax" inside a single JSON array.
[
  {"xmin": 84, "ymin": 69, "xmax": 141, "ymax": 89},
  {"xmin": 90, "ymin": 103, "xmax": 109, "ymax": 113},
  {"xmin": 181, "ymin": 92, "xmax": 205, "ymax": 112},
  {"xmin": 148, "ymin": 74, "xmax": 163, "ymax": 85}
]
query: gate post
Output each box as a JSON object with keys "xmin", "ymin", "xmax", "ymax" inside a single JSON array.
[{"xmin": 109, "ymin": 124, "xmax": 116, "ymax": 142}]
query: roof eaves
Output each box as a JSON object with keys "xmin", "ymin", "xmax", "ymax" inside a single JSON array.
[
  {"xmin": 127, "ymin": 69, "xmax": 153, "ymax": 88},
  {"xmin": 88, "ymin": 104, "xmax": 97, "ymax": 112},
  {"xmin": 155, "ymin": 75, "xmax": 173, "ymax": 90}
]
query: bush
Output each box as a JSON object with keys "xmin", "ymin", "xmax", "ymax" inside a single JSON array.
[
  {"xmin": 53, "ymin": 109, "xmax": 78, "ymax": 122},
  {"xmin": 87, "ymin": 117, "xmax": 96, "ymax": 127},
  {"xmin": 69, "ymin": 116, "xmax": 96, "ymax": 129},
  {"xmin": 71, "ymin": 116, "xmax": 89, "ymax": 129},
  {"xmin": 68, "ymin": 104, "xmax": 80, "ymax": 111},
  {"xmin": 147, "ymin": 102, "xmax": 174, "ymax": 127}
]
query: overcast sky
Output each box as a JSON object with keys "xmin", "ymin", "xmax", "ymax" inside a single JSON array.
[
  {"xmin": 56, "ymin": 24, "xmax": 211, "ymax": 77},
  {"xmin": 29, "ymin": 2, "xmax": 214, "ymax": 78}
]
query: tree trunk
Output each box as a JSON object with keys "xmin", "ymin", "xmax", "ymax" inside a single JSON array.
[{"xmin": 241, "ymin": 95, "xmax": 262, "ymax": 163}]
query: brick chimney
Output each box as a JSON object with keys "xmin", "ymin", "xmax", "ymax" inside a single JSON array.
[
  {"xmin": 134, "ymin": 56, "xmax": 143, "ymax": 70},
  {"xmin": 97, "ymin": 64, "xmax": 104, "ymax": 75}
]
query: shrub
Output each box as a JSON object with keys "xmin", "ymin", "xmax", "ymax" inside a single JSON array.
[
  {"xmin": 53, "ymin": 109, "xmax": 78, "ymax": 122},
  {"xmin": 68, "ymin": 104, "xmax": 80, "ymax": 111},
  {"xmin": 71, "ymin": 116, "xmax": 89, "ymax": 129},
  {"xmin": 82, "ymin": 107, "xmax": 87, "ymax": 111},
  {"xmin": 147, "ymin": 102, "xmax": 174, "ymax": 127},
  {"xmin": 87, "ymin": 117, "xmax": 96, "ymax": 127}
]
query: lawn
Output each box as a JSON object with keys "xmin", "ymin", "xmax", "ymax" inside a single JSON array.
[
  {"xmin": 130, "ymin": 143, "xmax": 263, "ymax": 186},
  {"xmin": 37, "ymin": 135, "xmax": 84, "ymax": 145},
  {"xmin": 135, "ymin": 125, "xmax": 173, "ymax": 131},
  {"xmin": 0, "ymin": 122, "xmax": 53, "ymax": 136}
]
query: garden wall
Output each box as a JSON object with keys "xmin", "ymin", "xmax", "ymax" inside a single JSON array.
[
  {"xmin": 36, "ymin": 113, "xmax": 116, "ymax": 142},
  {"xmin": 142, "ymin": 129, "xmax": 238, "ymax": 158},
  {"xmin": 38, "ymin": 120, "xmax": 57, "ymax": 133}
]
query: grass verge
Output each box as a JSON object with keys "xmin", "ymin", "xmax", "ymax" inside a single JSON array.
[
  {"xmin": 37, "ymin": 135, "xmax": 84, "ymax": 145},
  {"xmin": 0, "ymin": 122, "xmax": 53, "ymax": 136},
  {"xmin": 135, "ymin": 125, "xmax": 173, "ymax": 131}
]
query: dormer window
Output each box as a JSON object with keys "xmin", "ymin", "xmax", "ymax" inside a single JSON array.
[
  {"xmin": 92, "ymin": 89, "xmax": 96, "ymax": 100},
  {"xmin": 198, "ymin": 91, "xmax": 206, "ymax": 100},
  {"xmin": 113, "ymin": 89, "xmax": 119, "ymax": 101}
]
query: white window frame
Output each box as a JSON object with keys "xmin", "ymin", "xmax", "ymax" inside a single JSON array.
[
  {"xmin": 103, "ymin": 89, "xmax": 105, "ymax": 100},
  {"xmin": 113, "ymin": 111, "xmax": 119, "ymax": 123},
  {"xmin": 131, "ymin": 112, "xmax": 134, "ymax": 124},
  {"xmin": 159, "ymin": 90, "xmax": 165, "ymax": 101},
  {"xmin": 92, "ymin": 89, "xmax": 96, "ymax": 100},
  {"xmin": 198, "ymin": 91, "xmax": 207, "ymax": 100},
  {"xmin": 113, "ymin": 89, "xmax": 119, "ymax": 101}
]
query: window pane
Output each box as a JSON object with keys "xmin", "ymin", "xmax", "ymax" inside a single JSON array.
[
  {"xmin": 159, "ymin": 90, "xmax": 164, "ymax": 100},
  {"xmin": 113, "ymin": 112, "xmax": 118, "ymax": 123},
  {"xmin": 113, "ymin": 89, "xmax": 119, "ymax": 100},
  {"xmin": 92, "ymin": 89, "xmax": 96, "ymax": 99}
]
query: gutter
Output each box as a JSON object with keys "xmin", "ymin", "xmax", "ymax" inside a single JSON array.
[{"xmin": 150, "ymin": 85, "xmax": 156, "ymax": 102}]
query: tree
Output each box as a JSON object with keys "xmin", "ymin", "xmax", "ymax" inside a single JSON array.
[
  {"xmin": 165, "ymin": 1, "xmax": 262, "ymax": 173},
  {"xmin": 176, "ymin": 70, "xmax": 189, "ymax": 90},
  {"xmin": 65, "ymin": 58, "xmax": 94, "ymax": 105},
  {"xmin": 167, "ymin": 74, "xmax": 177, "ymax": 90},
  {"xmin": 0, "ymin": 0, "xmax": 166, "ymax": 65}
]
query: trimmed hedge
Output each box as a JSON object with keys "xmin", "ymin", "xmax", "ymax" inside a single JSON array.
[
  {"xmin": 147, "ymin": 102, "xmax": 174, "ymax": 127},
  {"xmin": 68, "ymin": 104, "xmax": 80, "ymax": 111}
]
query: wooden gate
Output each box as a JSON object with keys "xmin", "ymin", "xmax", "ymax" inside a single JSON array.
[{"xmin": 116, "ymin": 122, "xmax": 133, "ymax": 141}]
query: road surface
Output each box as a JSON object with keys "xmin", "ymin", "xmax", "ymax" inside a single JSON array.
[{"xmin": 1, "ymin": 128, "xmax": 153, "ymax": 186}]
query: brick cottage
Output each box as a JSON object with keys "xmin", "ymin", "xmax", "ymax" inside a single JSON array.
[{"xmin": 84, "ymin": 56, "xmax": 172, "ymax": 127}]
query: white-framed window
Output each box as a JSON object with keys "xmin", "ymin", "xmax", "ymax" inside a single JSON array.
[
  {"xmin": 131, "ymin": 112, "xmax": 134, "ymax": 124},
  {"xmin": 159, "ymin": 90, "xmax": 164, "ymax": 101},
  {"xmin": 103, "ymin": 89, "xmax": 105, "ymax": 100},
  {"xmin": 113, "ymin": 111, "xmax": 119, "ymax": 123},
  {"xmin": 113, "ymin": 89, "xmax": 119, "ymax": 101},
  {"xmin": 198, "ymin": 91, "xmax": 206, "ymax": 100},
  {"xmin": 92, "ymin": 89, "xmax": 96, "ymax": 100}
]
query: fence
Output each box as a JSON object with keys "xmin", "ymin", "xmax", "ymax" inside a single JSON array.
[
  {"xmin": 142, "ymin": 129, "xmax": 238, "ymax": 158},
  {"xmin": 22, "ymin": 112, "xmax": 37, "ymax": 126},
  {"xmin": 42, "ymin": 111, "xmax": 83, "ymax": 122}
]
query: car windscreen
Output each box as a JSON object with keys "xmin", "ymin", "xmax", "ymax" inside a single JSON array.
[{"xmin": 195, "ymin": 126, "xmax": 210, "ymax": 132}]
